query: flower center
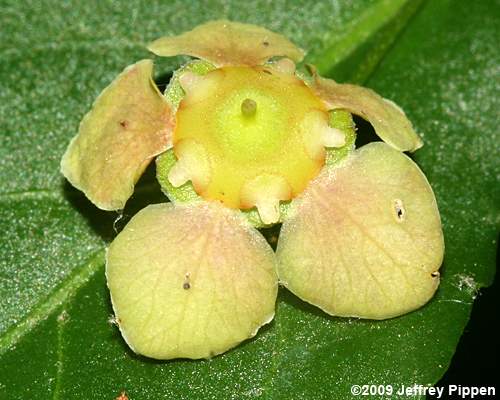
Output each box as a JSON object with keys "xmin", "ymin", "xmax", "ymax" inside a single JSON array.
[
  {"xmin": 213, "ymin": 85, "xmax": 289, "ymax": 162},
  {"xmin": 168, "ymin": 65, "xmax": 344, "ymax": 223},
  {"xmin": 241, "ymin": 98, "xmax": 257, "ymax": 117}
]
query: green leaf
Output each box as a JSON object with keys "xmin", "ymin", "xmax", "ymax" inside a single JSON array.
[{"xmin": 0, "ymin": 1, "xmax": 497, "ymax": 399}]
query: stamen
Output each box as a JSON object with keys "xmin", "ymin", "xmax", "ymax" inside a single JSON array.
[
  {"xmin": 322, "ymin": 126, "xmax": 345, "ymax": 148},
  {"xmin": 168, "ymin": 139, "xmax": 211, "ymax": 190},
  {"xmin": 241, "ymin": 98, "xmax": 257, "ymax": 117},
  {"xmin": 301, "ymin": 110, "xmax": 344, "ymax": 160},
  {"xmin": 168, "ymin": 160, "xmax": 190, "ymax": 187},
  {"xmin": 255, "ymin": 199, "xmax": 281, "ymax": 225},
  {"xmin": 179, "ymin": 72, "xmax": 202, "ymax": 93},
  {"xmin": 272, "ymin": 58, "xmax": 296, "ymax": 75},
  {"xmin": 179, "ymin": 70, "xmax": 224, "ymax": 106},
  {"xmin": 240, "ymin": 174, "xmax": 292, "ymax": 224}
]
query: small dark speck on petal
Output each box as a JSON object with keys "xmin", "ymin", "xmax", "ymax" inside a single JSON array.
[
  {"xmin": 183, "ymin": 282, "xmax": 191, "ymax": 290},
  {"xmin": 119, "ymin": 120, "xmax": 128, "ymax": 128},
  {"xmin": 263, "ymin": 41, "xmax": 269, "ymax": 46},
  {"xmin": 394, "ymin": 199, "xmax": 405, "ymax": 222}
]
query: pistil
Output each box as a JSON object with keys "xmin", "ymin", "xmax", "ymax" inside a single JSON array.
[{"xmin": 241, "ymin": 98, "xmax": 257, "ymax": 117}]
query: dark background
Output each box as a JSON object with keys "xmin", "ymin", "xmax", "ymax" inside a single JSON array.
[{"xmin": 430, "ymin": 239, "xmax": 498, "ymax": 399}]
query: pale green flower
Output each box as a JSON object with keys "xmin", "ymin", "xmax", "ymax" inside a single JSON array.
[{"xmin": 61, "ymin": 20, "xmax": 443, "ymax": 360}]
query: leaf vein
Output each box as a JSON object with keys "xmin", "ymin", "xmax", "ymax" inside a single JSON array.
[{"xmin": 0, "ymin": 249, "xmax": 105, "ymax": 355}]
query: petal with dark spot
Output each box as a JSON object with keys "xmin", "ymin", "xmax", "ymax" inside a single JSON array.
[
  {"xmin": 61, "ymin": 59, "xmax": 173, "ymax": 210},
  {"xmin": 277, "ymin": 142, "xmax": 443, "ymax": 319},
  {"xmin": 148, "ymin": 20, "xmax": 304, "ymax": 66},
  {"xmin": 106, "ymin": 202, "xmax": 278, "ymax": 359}
]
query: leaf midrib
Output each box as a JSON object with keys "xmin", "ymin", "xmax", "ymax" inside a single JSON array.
[
  {"xmin": 0, "ymin": 249, "xmax": 105, "ymax": 355},
  {"xmin": 310, "ymin": 0, "xmax": 418, "ymax": 77}
]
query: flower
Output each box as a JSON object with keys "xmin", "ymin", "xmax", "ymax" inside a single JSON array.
[{"xmin": 61, "ymin": 20, "xmax": 444, "ymax": 360}]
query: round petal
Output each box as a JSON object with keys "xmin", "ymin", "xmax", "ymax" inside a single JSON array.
[
  {"xmin": 148, "ymin": 20, "xmax": 304, "ymax": 66},
  {"xmin": 61, "ymin": 60, "xmax": 173, "ymax": 210},
  {"xmin": 312, "ymin": 76, "xmax": 423, "ymax": 152},
  {"xmin": 277, "ymin": 142, "xmax": 444, "ymax": 319},
  {"xmin": 106, "ymin": 202, "xmax": 278, "ymax": 359}
]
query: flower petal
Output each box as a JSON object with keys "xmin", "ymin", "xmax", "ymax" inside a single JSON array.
[
  {"xmin": 312, "ymin": 76, "xmax": 423, "ymax": 152},
  {"xmin": 61, "ymin": 60, "xmax": 173, "ymax": 210},
  {"xmin": 106, "ymin": 202, "xmax": 278, "ymax": 359},
  {"xmin": 277, "ymin": 142, "xmax": 443, "ymax": 319},
  {"xmin": 148, "ymin": 20, "xmax": 304, "ymax": 66}
]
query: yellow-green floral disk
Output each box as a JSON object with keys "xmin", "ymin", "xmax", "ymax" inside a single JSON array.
[{"xmin": 156, "ymin": 61, "xmax": 356, "ymax": 227}]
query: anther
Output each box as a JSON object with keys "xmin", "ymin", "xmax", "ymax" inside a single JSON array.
[
  {"xmin": 168, "ymin": 139, "xmax": 211, "ymax": 191},
  {"xmin": 168, "ymin": 159, "xmax": 190, "ymax": 187},
  {"xmin": 322, "ymin": 126, "xmax": 345, "ymax": 148},
  {"xmin": 255, "ymin": 199, "xmax": 281, "ymax": 225},
  {"xmin": 301, "ymin": 110, "xmax": 345, "ymax": 160},
  {"xmin": 240, "ymin": 174, "xmax": 291, "ymax": 224},
  {"xmin": 271, "ymin": 58, "xmax": 296, "ymax": 75},
  {"xmin": 179, "ymin": 72, "xmax": 202, "ymax": 93}
]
